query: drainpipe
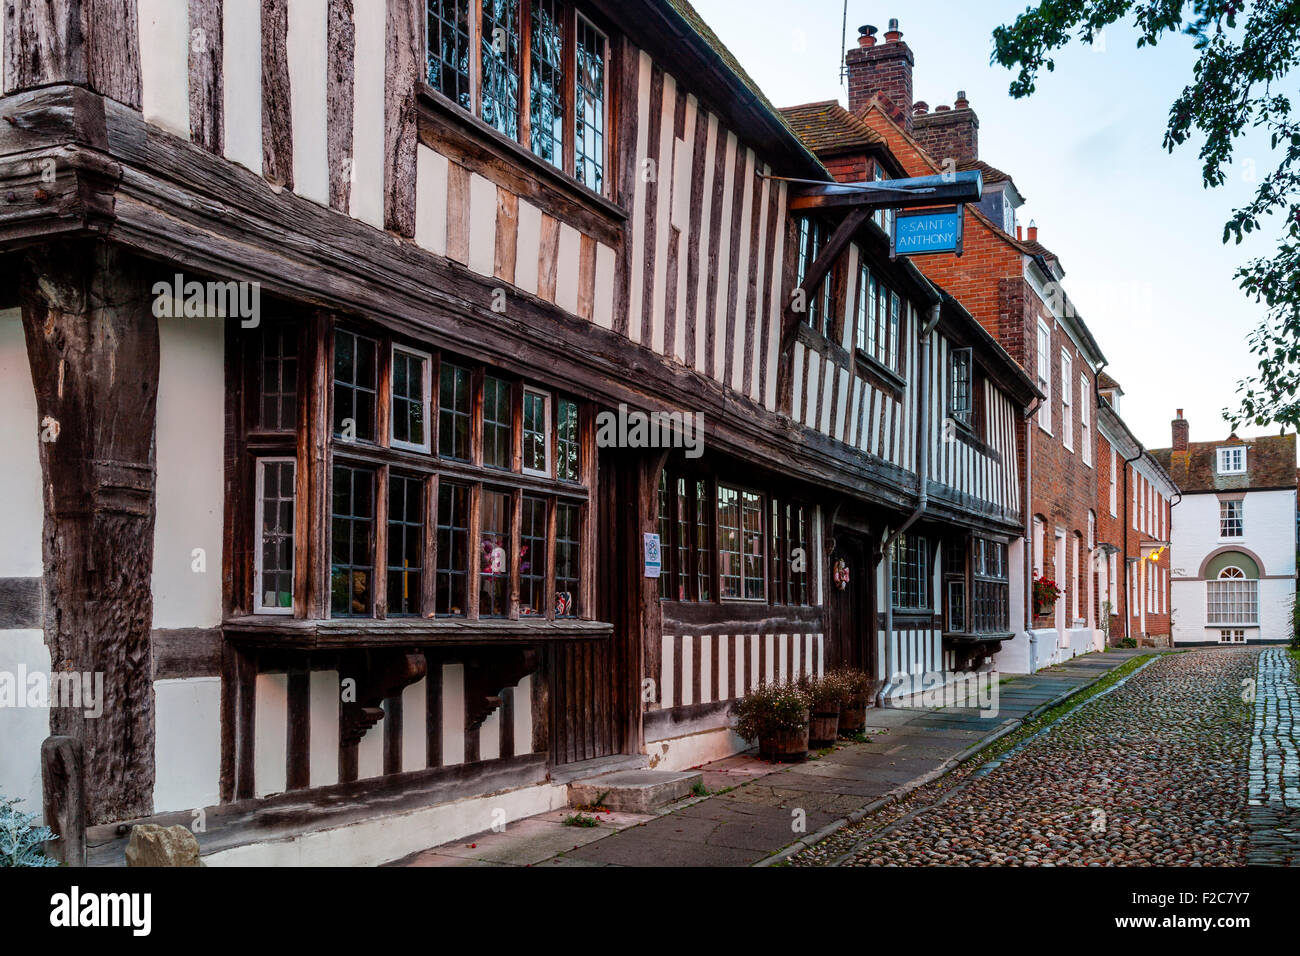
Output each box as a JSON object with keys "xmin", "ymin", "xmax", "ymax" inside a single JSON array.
[
  {"xmin": 875, "ymin": 295, "xmax": 943, "ymax": 706},
  {"xmin": 1121, "ymin": 445, "xmax": 1144, "ymax": 643},
  {"xmin": 1021, "ymin": 395, "xmax": 1042, "ymax": 672}
]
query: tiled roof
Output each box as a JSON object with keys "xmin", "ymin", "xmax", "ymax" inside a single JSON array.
[
  {"xmin": 1150, "ymin": 433, "xmax": 1298, "ymax": 494},
  {"xmin": 1097, "ymin": 370, "xmax": 1122, "ymax": 392},
  {"xmin": 777, "ymin": 100, "xmax": 885, "ymax": 153},
  {"xmin": 958, "ymin": 159, "xmax": 1014, "ymax": 187}
]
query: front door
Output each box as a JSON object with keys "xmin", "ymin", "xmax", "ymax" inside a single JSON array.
[{"xmin": 827, "ymin": 533, "xmax": 872, "ymax": 673}]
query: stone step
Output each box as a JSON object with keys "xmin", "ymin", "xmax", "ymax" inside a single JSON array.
[
  {"xmin": 547, "ymin": 753, "xmax": 649, "ymax": 786},
  {"xmin": 567, "ymin": 769, "xmax": 703, "ymax": 813}
]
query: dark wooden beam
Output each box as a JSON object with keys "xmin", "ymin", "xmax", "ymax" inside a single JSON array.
[
  {"xmin": 779, "ymin": 206, "xmax": 871, "ymax": 355},
  {"xmin": 20, "ymin": 238, "xmax": 158, "ymax": 826},
  {"xmin": 4, "ymin": 0, "xmax": 142, "ymax": 108},
  {"xmin": 786, "ymin": 171, "xmax": 983, "ymax": 212}
]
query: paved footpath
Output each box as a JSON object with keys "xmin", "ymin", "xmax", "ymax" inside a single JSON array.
[
  {"xmin": 1246, "ymin": 648, "xmax": 1300, "ymax": 866},
  {"xmin": 395, "ymin": 649, "xmax": 1152, "ymax": 867}
]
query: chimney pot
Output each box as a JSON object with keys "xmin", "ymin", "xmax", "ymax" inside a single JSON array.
[
  {"xmin": 858, "ymin": 24, "xmax": 877, "ymax": 48},
  {"xmin": 845, "ymin": 17, "xmax": 913, "ymax": 124},
  {"xmin": 1027, "ymin": 219, "xmax": 1038, "ymax": 242},
  {"xmin": 913, "ymin": 101, "xmax": 929, "ymax": 116},
  {"xmin": 955, "ymin": 90, "xmax": 970, "ymax": 109},
  {"xmin": 885, "ymin": 18, "xmax": 902, "ymax": 42},
  {"xmin": 1016, "ymin": 225, "xmax": 1023, "ymax": 240}
]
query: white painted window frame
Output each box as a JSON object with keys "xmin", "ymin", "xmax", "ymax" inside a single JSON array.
[
  {"xmin": 1060, "ymin": 350, "xmax": 1073, "ymax": 451},
  {"xmin": 389, "ymin": 344, "xmax": 433, "ymax": 454},
  {"xmin": 521, "ymin": 386, "xmax": 553, "ymax": 478},
  {"xmin": 1036, "ymin": 321, "xmax": 1052, "ymax": 434},
  {"xmin": 1079, "ymin": 373, "xmax": 1091, "ymax": 466},
  {"xmin": 254, "ymin": 457, "xmax": 297, "ymax": 616},
  {"xmin": 1217, "ymin": 446, "xmax": 1246, "ymax": 474},
  {"xmin": 1109, "ymin": 448, "xmax": 1118, "ymax": 516}
]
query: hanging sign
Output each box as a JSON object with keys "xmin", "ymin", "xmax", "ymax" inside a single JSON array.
[
  {"xmin": 643, "ymin": 533, "xmax": 662, "ymax": 579},
  {"xmin": 891, "ymin": 205, "xmax": 964, "ymax": 258}
]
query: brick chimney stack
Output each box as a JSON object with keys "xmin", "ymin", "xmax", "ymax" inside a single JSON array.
[
  {"xmin": 846, "ymin": 19, "xmax": 915, "ymax": 130},
  {"xmin": 1172, "ymin": 410, "xmax": 1189, "ymax": 452},
  {"xmin": 913, "ymin": 88, "xmax": 980, "ymax": 165}
]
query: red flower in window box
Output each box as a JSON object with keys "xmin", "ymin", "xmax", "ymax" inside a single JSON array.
[{"xmin": 1033, "ymin": 574, "xmax": 1061, "ymax": 616}]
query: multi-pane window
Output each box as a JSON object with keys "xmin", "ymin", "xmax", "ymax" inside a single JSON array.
[
  {"xmin": 391, "ymin": 346, "xmax": 432, "ymax": 452},
  {"xmin": 770, "ymin": 500, "xmax": 810, "ymax": 606},
  {"xmin": 972, "ymin": 538, "xmax": 1009, "ymax": 632},
  {"xmin": 796, "ymin": 218, "xmax": 832, "ymax": 337},
  {"xmin": 480, "ymin": 0, "xmax": 521, "ymax": 139},
  {"xmin": 1217, "ymin": 446, "xmax": 1246, "ymax": 474},
  {"xmin": 1060, "ymin": 351, "xmax": 1073, "ymax": 451},
  {"xmin": 438, "ymin": 362, "xmax": 472, "ymax": 460},
  {"xmin": 333, "ymin": 330, "xmax": 378, "ymax": 442},
  {"xmin": 557, "ymin": 399, "xmax": 580, "ymax": 481},
  {"xmin": 529, "ymin": 0, "xmax": 565, "ymax": 166},
  {"xmin": 855, "ymin": 266, "xmax": 902, "ymax": 374},
  {"xmin": 1036, "ymin": 321, "xmax": 1051, "ymax": 431},
  {"xmin": 674, "ymin": 478, "xmax": 691, "ymax": 601},
  {"xmin": 427, "ymin": 1, "xmax": 607, "ymax": 194},
  {"xmin": 1080, "ymin": 373, "xmax": 1092, "ymax": 465},
  {"xmin": 331, "ymin": 465, "xmax": 375, "ymax": 617},
  {"xmin": 1109, "ymin": 448, "xmax": 1118, "ymax": 516},
  {"xmin": 695, "ymin": 479, "xmax": 712, "ymax": 602},
  {"xmin": 888, "ymin": 294, "xmax": 900, "ymax": 371},
  {"xmin": 480, "ymin": 489, "xmax": 512, "ymax": 616},
  {"xmin": 435, "ymin": 482, "xmax": 471, "ymax": 616},
  {"xmin": 519, "ymin": 495, "xmax": 548, "ymax": 615},
  {"xmin": 387, "ymin": 475, "xmax": 425, "ymax": 616},
  {"xmin": 260, "ymin": 327, "xmax": 298, "ymax": 431},
  {"xmin": 555, "ymin": 502, "xmax": 581, "ymax": 615},
  {"xmin": 1207, "ymin": 567, "xmax": 1257, "ymax": 625},
  {"xmin": 427, "ymin": 0, "xmax": 473, "ymax": 109},
  {"xmin": 255, "ymin": 459, "xmax": 296, "ymax": 614},
  {"xmin": 856, "ymin": 262, "xmax": 873, "ymax": 355},
  {"xmin": 716, "ymin": 486, "xmax": 764, "ymax": 601},
  {"xmin": 522, "ymin": 388, "xmax": 551, "ymax": 476},
  {"xmin": 1220, "ymin": 499, "xmax": 1244, "ymax": 537},
  {"xmin": 483, "ymin": 376, "xmax": 513, "ymax": 469},
  {"xmin": 573, "ymin": 15, "xmax": 607, "ymax": 192},
  {"xmin": 950, "ymin": 348, "xmax": 972, "ymax": 425},
  {"xmin": 891, "ymin": 533, "xmax": 929, "ymax": 611}
]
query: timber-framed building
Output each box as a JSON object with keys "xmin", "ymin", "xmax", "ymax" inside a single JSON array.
[{"xmin": 0, "ymin": 0, "xmax": 1037, "ymax": 864}]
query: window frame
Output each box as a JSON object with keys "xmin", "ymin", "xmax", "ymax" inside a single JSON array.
[
  {"xmin": 949, "ymin": 347, "xmax": 973, "ymax": 427},
  {"xmin": 390, "ymin": 344, "xmax": 434, "ymax": 454},
  {"xmin": 253, "ymin": 457, "xmax": 297, "ymax": 616},
  {"xmin": 1036, "ymin": 320, "xmax": 1052, "ymax": 433},
  {"xmin": 424, "ymin": 0, "xmax": 612, "ymax": 199},
  {"xmin": 1219, "ymin": 499, "xmax": 1244, "ymax": 539},
  {"xmin": 521, "ymin": 386, "xmax": 553, "ymax": 478},
  {"xmin": 1217, "ymin": 446, "xmax": 1246, "ymax": 475},
  {"xmin": 1207, "ymin": 566, "xmax": 1258, "ymax": 626},
  {"xmin": 1060, "ymin": 350, "xmax": 1073, "ymax": 451},
  {"xmin": 1079, "ymin": 372, "xmax": 1091, "ymax": 466}
]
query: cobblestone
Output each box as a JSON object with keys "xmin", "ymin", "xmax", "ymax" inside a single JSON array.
[
  {"xmin": 793, "ymin": 649, "xmax": 1261, "ymax": 866},
  {"xmin": 1246, "ymin": 648, "xmax": 1300, "ymax": 866}
]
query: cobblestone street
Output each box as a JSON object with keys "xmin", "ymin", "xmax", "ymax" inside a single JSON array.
[{"xmin": 792, "ymin": 648, "xmax": 1298, "ymax": 867}]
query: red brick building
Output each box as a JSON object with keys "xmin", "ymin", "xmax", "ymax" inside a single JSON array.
[
  {"xmin": 780, "ymin": 19, "xmax": 1109, "ymax": 668},
  {"xmin": 1094, "ymin": 379, "xmax": 1176, "ymax": 645}
]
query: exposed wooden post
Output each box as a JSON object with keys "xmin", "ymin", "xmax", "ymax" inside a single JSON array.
[
  {"xmin": 41, "ymin": 736, "xmax": 86, "ymax": 866},
  {"xmin": 20, "ymin": 239, "xmax": 159, "ymax": 826},
  {"xmin": 3, "ymin": 0, "xmax": 142, "ymax": 107}
]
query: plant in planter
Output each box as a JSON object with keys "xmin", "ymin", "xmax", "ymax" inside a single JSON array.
[
  {"xmin": 1032, "ymin": 574, "xmax": 1061, "ymax": 619},
  {"xmin": 831, "ymin": 667, "xmax": 873, "ymax": 736},
  {"xmin": 801, "ymin": 672, "xmax": 851, "ymax": 748},
  {"xmin": 733, "ymin": 681, "xmax": 810, "ymax": 763}
]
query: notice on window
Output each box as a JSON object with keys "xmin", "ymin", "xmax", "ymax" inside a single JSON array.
[{"xmin": 643, "ymin": 533, "xmax": 662, "ymax": 579}]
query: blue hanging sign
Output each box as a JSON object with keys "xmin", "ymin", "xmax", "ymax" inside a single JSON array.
[{"xmin": 891, "ymin": 206, "xmax": 964, "ymax": 258}]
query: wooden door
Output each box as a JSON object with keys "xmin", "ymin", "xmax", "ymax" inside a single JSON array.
[{"xmin": 827, "ymin": 533, "xmax": 872, "ymax": 673}]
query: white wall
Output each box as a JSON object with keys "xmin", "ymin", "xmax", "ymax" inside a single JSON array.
[
  {"xmin": 0, "ymin": 631, "xmax": 50, "ymax": 813},
  {"xmin": 154, "ymin": 677, "xmax": 221, "ymax": 812},
  {"xmin": 1170, "ymin": 489, "xmax": 1297, "ymax": 643},
  {"xmin": 152, "ymin": 314, "xmax": 225, "ymax": 629}
]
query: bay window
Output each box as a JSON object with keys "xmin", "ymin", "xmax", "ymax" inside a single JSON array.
[
  {"xmin": 426, "ymin": 0, "xmax": 609, "ymax": 195},
  {"xmin": 1207, "ymin": 567, "xmax": 1257, "ymax": 625}
]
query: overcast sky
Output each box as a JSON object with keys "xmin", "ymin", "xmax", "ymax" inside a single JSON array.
[{"xmin": 692, "ymin": 0, "xmax": 1289, "ymax": 454}]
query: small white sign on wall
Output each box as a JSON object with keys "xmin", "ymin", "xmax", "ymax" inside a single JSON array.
[{"xmin": 644, "ymin": 533, "xmax": 662, "ymax": 579}]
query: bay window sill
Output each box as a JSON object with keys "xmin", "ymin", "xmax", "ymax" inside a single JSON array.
[{"xmin": 224, "ymin": 615, "xmax": 612, "ymax": 649}]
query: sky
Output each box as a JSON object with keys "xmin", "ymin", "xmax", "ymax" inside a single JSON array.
[{"xmin": 691, "ymin": 0, "xmax": 1290, "ymax": 454}]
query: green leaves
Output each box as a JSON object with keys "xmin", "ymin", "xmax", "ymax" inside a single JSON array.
[{"xmin": 994, "ymin": 1, "xmax": 1300, "ymax": 430}]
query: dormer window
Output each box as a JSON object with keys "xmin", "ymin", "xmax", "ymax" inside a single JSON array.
[{"xmin": 1217, "ymin": 446, "xmax": 1246, "ymax": 475}]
